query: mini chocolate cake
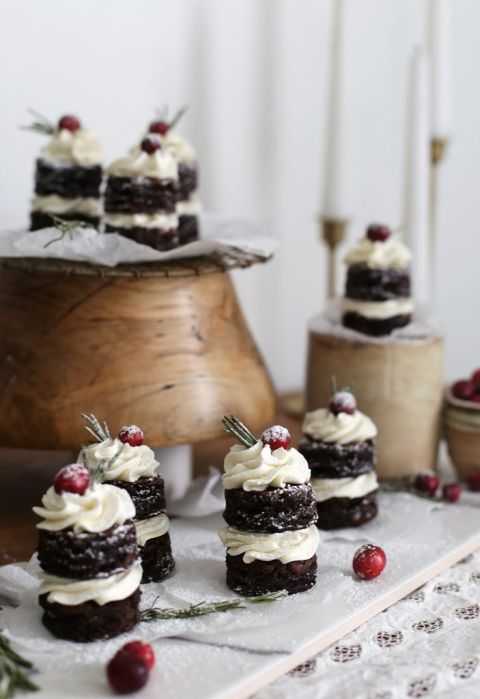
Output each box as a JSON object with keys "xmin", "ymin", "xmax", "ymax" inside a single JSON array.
[
  {"xmin": 82, "ymin": 418, "xmax": 175, "ymax": 583},
  {"xmin": 104, "ymin": 135, "xmax": 180, "ymax": 251},
  {"xmin": 219, "ymin": 418, "xmax": 319, "ymax": 596},
  {"xmin": 342, "ymin": 223, "xmax": 414, "ymax": 337},
  {"xmin": 25, "ymin": 113, "xmax": 103, "ymax": 231},
  {"xmin": 301, "ymin": 389, "xmax": 379, "ymax": 529},
  {"xmin": 33, "ymin": 464, "xmax": 142, "ymax": 642}
]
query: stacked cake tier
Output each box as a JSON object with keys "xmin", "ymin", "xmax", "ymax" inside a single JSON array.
[
  {"xmin": 299, "ymin": 390, "xmax": 379, "ymax": 529},
  {"xmin": 220, "ymin": 421, "xmax": 319, "ymax": 596},
  {"xmin": 33, "ymin": 465, "xmax": 142, "ymax": 642},
  {"xmin": 342, "ymin": 224, "xmax": 414, "ymax": 336},
  {"xmin": 82, "ymin": 421, "xmax": 175, "ymax": 583},
  {"xmin": 30, "ymin": 115, "xmax": 103, "ymax": 230}
]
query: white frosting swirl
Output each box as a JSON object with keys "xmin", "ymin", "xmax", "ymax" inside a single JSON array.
[
  {"xmin": 302, "ymin": 408, "xmax": 377, "ymax": 445},
  {"xmin": 104, "ymin": 212, "xmax": 178, "ymax": 231},
  {"xmin": 40, "ymin": 128, "xmax": 103, "ymax": 166},
  {"xmin": 222, "ymin": 440, "xmax": 310, "ymax": 492},
  {"xmin": 164, "ymin": 131, "xmax": 196, "ymax": 164},
  {"xmin": 31, "ymin": 194, "xmax": 101, "ymax": 216},
  {"xmin": 311, "ymin": 472, "xmax": 378, "ymax": 502},
  {"xmin": 177, "ymin": 194, "xmax": 202, "ymax": 216},
  {"xmin": 344, "ymin": 237, "xmax": 412, "ymax": 270},
  {"xmin": 107, "ymin": 146, "xmax": 178, "ymax": 180},
  {"xmin": 342, "ymin": 297, "xmax": 414, "ymax": 319},
  {"xmin": 135, "ymin": 514, "xmax": 169, "ymax": 546},
  {"xmin": 81, "ymin": 438, "xmax": 159, "ymax": 482},
  {"xmin": 39, "ymin": 562, "xmax": 142, "ymax": 606},
  {"xmin": 219, "ymin": 525, "xmax": 319, "ymax": 564},
  {"xmin": 33, "ymin": 483, "xmax": 135, "ymax": 533}
]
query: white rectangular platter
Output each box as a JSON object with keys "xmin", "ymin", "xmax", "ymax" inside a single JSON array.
[{"xmin": 1, "ymin": 491, "xmax": 480, "ymax": 699}]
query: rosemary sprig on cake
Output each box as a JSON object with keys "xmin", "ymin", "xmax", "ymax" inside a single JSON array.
[
  {"xmin": 222, "ymin": 416, "xmax": 257, "ymax": 448},
  {"xmin": 43, "ymin": 215, "xmax": 90, "ymax": 249},
  {"xmin": 82, "ymin": 414, "xmax": 111, "ymax": 443},
  {"xmin": 0, "ymin": 633, "xmax": 38, "ymax": 698},
  {"xmin": 20, "ymin": 108, "xmax": 55, "ymax": 136},
  {"xmin": 80, "ymin": 414, "xmax": 126, "ymax": 484},
  {"xmin": 141, "ymin": 590, "xmax": 287, "ymax": 621}
]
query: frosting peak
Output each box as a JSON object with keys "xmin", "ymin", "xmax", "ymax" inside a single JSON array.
[
  {"xmin": 107, "ymin": 145, "xmax": 178, "ymax": 180},
  {"xmin": 81, "ymin": 438, "xmax": 159, "ymax": 483},
  {"xmin": 302, "ymin": 408, "xmax": 377, "ymax": 445},
  {"xmin": 33, "ymin": 483, "xmax": 135, "ymax": 533},
  {"xmin": 222, "ymin": 440, "xmax": 310, "ymax": 491},
  {"xmin": 40, "ymin": 128, "xmax": 103, "ymax": 166},
  {"xmin": 344, "ymin": 236, "xmax": 411, "ymax": 270},
  {"xmin": 163, "ymin": 131, "xmax": 196, "ymax": 164}
]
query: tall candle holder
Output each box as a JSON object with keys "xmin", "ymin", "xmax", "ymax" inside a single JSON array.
[
  {"xmin": 320, "ymin": 217, "xmax": 348, "ymax": 299},
  {"xmin": 429, "ymin": 137, "xmax": 448, "ymax": 300}
]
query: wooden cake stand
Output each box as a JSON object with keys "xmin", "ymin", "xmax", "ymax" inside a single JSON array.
[{"xmin": 0, "ymin": 251, "xmax": 276, "ymax": 450}]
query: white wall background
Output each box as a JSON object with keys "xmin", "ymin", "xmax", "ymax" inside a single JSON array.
[{"xmin": 0, "ymin": 0, "xmax": 478, "ymax": 393}]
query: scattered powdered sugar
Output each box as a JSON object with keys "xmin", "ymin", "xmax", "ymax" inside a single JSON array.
[{"xmin": 262, "ymin": 426, "xmax": 290, "ymax": 443}]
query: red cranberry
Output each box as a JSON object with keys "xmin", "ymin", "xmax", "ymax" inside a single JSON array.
[
  {"xmin": 414, "ymin": 471, "xmax": 440, "ymax": 497},
  {"xmin": 452, "ymin": 380, "xmax": 475, "ymax": 401},
  {"xmin": 53, "ymin": 463, "xmax": 90, "ymax": 495},
  {"xmin": 442, "ymin": 482, "xmax": 461, "ymax": 503},
  {"xmin": 366, "ymin": 224, "xmax": 391, "ymax": 242},
  {"xmin": 149, "ymin": 120, "xmax": 169, "ymax": 135},
  {"xmin": 261, "ymin": 425, "xmax": 291, "ymax": 451},
  {"xmin": 471, "ymin": 368, "xmax": 480, "ymax": 385},
  {"xmin": 329, "ymin": 390, "xmax": 357, "ymax": 416},
  {"xmin": 141, "ymin": 135, "xmax": 161, "ymax": 154},
  {"xmin": 58, "ymin": 114, "xmax": 81, "ymax": 132},
  {"xmin": 467, "ymin": 469, "xmax": 480, "ymax": 492},
  {"xmin": 107, "ymin": 651, "xmax": 149, "ymax": 694},
  {"xmin": 118, "ymin": 425, "xmax": 144, "ymax": 447},
  {"xmin": 353, "ymin": 544, "xmax": 386, "ymax": 580},
  {"xmin": 121, "ymin": 641, "xmax": 155, "ymax": 671}
]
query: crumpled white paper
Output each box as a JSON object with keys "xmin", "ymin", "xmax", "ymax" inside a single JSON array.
[{"xmin": 0, "ymin": 214, "xmax": 276, "ymax": 267}]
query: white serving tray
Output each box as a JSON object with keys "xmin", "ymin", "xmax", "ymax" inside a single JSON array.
[{"xmin": 2, "ymin": 492, "xmax": 480, "ymax": 699}]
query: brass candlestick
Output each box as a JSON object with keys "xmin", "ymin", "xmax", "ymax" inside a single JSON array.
[
  {"xmin": 429, "ymin": 137, "xmax": 448, "ymax": 302},
  {"xmin": 321, "ymin": 217, "xmax": 348, "ymax": 298}
]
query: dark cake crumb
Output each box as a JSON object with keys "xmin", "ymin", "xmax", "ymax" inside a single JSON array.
[
  {"xmin": 226, "ymin": 554, "xmax": 317, "ymax": 596},
  {"xmin": 343, "ymin": 311, "xmax": 411, "ymax": 336},
  {"xmin": 107, "ymin": 476, "xmax": 166, "ymax": 520},
  {"xmin": 299, "ymin": 437, "xmax": 376, "ymax": 478},
  {"xmin": 140, "ymin": 532, "xmax": 175, "ymax": 583}
]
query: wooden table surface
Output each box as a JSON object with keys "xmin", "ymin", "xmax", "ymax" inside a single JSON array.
[{"xmin": 0, "ymin": 402, "xmax": 302, "ymax": 565}]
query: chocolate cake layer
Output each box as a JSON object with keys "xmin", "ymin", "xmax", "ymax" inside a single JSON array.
[
  {"xmin": 30, "ymin": 211, "xmax": 100, "ymax": 231},
  {"xmin": 37, "ymin": 522, "xmax": 137, "ymax": 580},
  {"xmin": 346, "ymin": 264, "xmax": 411, "ymax": 301},
  {"xmin": 315, "ymin": 491, "xmax": 378, "ymax": 530},
  {"xmin": 299, "ymin": 438, "xmax": 376, "ymax": 479},
  {"xmin": 108, "ymin": 476, "xmax": 166, "ymax": 520},
  {"xmin": 140, "ymin": 532, "xmax": 175, "ymax": 583},
  {"xmin": 178, "ymin": 163, "xmax": 198, "ymax": 200},
  {"xmin": 39, "ymin": 588, "xmax": 141, "ymax": 642},
  {"xmin": 224, "ymin": 484, "xmax": 318, "ymax": 533},
  {"xmin": 105, "ymin": 224, "xmax": 179, "ymax": 251},
  {"xmin": 178, "ymin": 214, "xmax": 199, "ymax": 245},
  {"xmin": 34, "ymin": 159, "xmax": 102, "ymax": 198},
  {"xmin": 104, "ymin": 176, "xmax": 178, "ymax": 214},
  {"xmin": 226, "ymin": 554, "xmax": 317, "ymax": 596},
  {"xmin": 343, "ymin": 311, "xmax": 412, "ymax": 337}
]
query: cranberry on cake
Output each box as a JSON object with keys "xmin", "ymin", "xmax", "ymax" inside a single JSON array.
[
  {"xmin": 104, "ymin": 135, "xmax": 179, "ymax": 250},
  {"xmin": 80, "ymin": 415, "xmax": 174, "ymax": 583},
  {"xmin": 149, "ymin": 109, "xmax": 201, "ymax": 245},
  {"xmin": 33, "ymin": 463, "xmax": 142, "ymax": 642},
  {"xmin": 299, "ymin": 389, "xmax": 379, "ymax": 529},
  {"xmin": 219, "ymin": 416, "xmax": 319, "ymax": 596},
  {"xmin": 342, "ymin": 223, "xmax": 413, "ymax": 336},
  {"xmin": 24, "ymin": 111, "xmax": 103, "ymax": 230}
]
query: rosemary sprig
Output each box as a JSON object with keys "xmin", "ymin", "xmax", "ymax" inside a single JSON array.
[
  {"xmin": 141, "ymin": 590, "xmax": 287, "ymax": 622},
  {"xmin": 168, "ymin": 106, "xmax": 188, "ymax": 130},
  {"xmin": 0, "ymin": 633, "xmax": 38, "ymax": 698},
  {"xmin": 81, "ymin": 414, "xmax": 111, "ymax": 443},
  {"xmin": 43, "ymin": 215, "xmax": 90, "ymax": 249},
  {"xmin": 19, "ymin": 108, "xmax": 55, "ymax": 136},
  {"xmin": 80, "ymin": 415, "xmax": 124, "ymax": 484},
  {"xmin": 380, "ymin": 479, "xmax": 445, "ymax": 503},
  {"xmin": 222, "ymin": 415, "xmax": 258, "ymax": 448}
]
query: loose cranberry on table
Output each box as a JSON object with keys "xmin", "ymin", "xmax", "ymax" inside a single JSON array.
[
  {"xmin": 149, "ymin": 119, "xmax": 169, "ymax": 135},
  {"xmin": 451, "ymin": 379, "xmax": 475, "ymax": 401},
  {"xmin": 353, "ymin": 544, "xmax": 386, "ymax": 580},
  {"xmin": 122, "ymin": 641, "xmax": 156, "ymax": 671},
  {"xmin": 329, "ymin": 390, "xmax": 357, "ymax": 416},
  {"xmin": 53, "ymin": 464, "xmax": 90, "ymax": 495},
  {"xmin": 366, "ymin": 223, "xmax": 391, "ymax": 242},
  {"xmin": 442, "ymin": 482, "xmax": 462, "ymax": 503},
  {"xmin": 414, "ymin": 471, "xmax": 440, "ymax": 497},
  {"xmin": 467, "ymin": 469, "xmax": 480, "ymax": 492},
  {"xmin": 58, "ymin": 114, "xmax": 81, "ymax": 132},
  {"xmin": 262, "ymin": 425, "xmax": 291, "ymax": 450},
  {"xmin": 118, "ymin": 425, "xmax": 144, "ymax": 447},
  {"xmin": 107, "ymin": 650, "xmax": 149, "ymax": 695},
  {"xmin": 141, "ymin": 135, "xmax": 162, "ymax": 154}
]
